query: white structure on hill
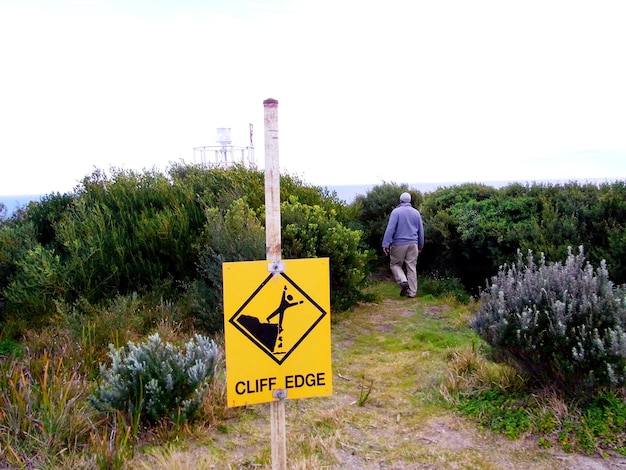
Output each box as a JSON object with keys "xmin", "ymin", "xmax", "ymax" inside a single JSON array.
[{"xmin": 193, "ymin": 125, "xmax": 255, "ymax": 168}]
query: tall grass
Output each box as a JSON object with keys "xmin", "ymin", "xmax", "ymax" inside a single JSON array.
[
  {"xmin": 0, "ymin": 354, "xmax": 94, "ymax": 468},
  {"xmin": 0, "ymin": 292, "xmax": 227, "ymax": 469}
]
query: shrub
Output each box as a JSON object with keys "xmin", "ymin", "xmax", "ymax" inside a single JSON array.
[
  {"xmin": 168, "ymin": 162, "xmax": 345, "ymax": 218},
  {"xmin": 4, "ymin": 244, "xmax": 66, "ymax": 322},
  {"xmin": 90, "ymin": 333, "xmax": 220, "ymax": 424},
  {"xmin": 281, "ymin": 197, "xmax": 373, "ymax": 311},
  {"xmin": 418, "ymin": 275, "xmax": 470, "ymax": 303},
  {"xmin": 56, "ymin": 168, "xmax": 202, "ymax": 303},
  {"xmin": 191, "ymin": 198, "xmax": 266, "ymax": 333},
  {"xmin": 192, "ymin": 196, "xmax": 371, "ymax": 322},
  {"xmin": 472, "ymin": 246, "xmax": 626, "ymax": 398},
  {"xmin": 0, "ymin": 220, "xmax": 39, "ymax": 314},
  {"xmin": 25, "ymin": 191, "xmax": 75, "ymax": 248}
]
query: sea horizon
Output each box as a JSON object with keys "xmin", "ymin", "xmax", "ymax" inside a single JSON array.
[
  {"xmin": 1, "ymin": 194, "xmax": 43, "ymax": 217},
  {"xmin": 1, "ymin": 177, "xmax": 622, "ymax": 216},
  {"xmin": 325, "ymin": 177, "xmax": 622, "ymax": 204}
]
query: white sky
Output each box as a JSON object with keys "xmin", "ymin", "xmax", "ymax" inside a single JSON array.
[{"xmin": 1, "ymin": 0, "xmax": 625, "ymax": 195}]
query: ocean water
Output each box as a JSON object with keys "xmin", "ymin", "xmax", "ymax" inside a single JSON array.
[
  {"xmin": 325, "ymin": 178, "xmax": 618, "ymax": 204},
  {"xmin": 325, "ymin": 182, "xmax": 464, "ymax": 203},
  {"xmin": 0, "ymin": 194, "xmax": 42, "ymax": 216}
]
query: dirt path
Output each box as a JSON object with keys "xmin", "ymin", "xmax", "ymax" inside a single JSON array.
[
  {"xmin": 134, "ymin": 297, "xmax": 626, "ymax": 469},
  {"xmin": 314, "ymin": 298, "xmax": 626, "ymax": 470}
]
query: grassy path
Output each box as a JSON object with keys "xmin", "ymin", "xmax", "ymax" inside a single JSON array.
[{"xmin": 131, "ymin": 283, "xmax": 626, "ymax": 469}]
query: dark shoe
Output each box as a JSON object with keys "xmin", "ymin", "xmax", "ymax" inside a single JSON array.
[
  {"xmin": 400, "ymin": 282, "xmax": 409, "ymax": 297},
  {"xmin": 408, "ymin": 295, "xmax": 416, "ymax": 298}
]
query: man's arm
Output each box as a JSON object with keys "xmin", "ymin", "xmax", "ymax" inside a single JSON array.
[{"xmin": 382, "ymin": 211, "xmax": 398, "ymax": 254}]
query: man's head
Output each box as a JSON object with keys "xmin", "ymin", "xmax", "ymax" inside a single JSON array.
[{"xmin": 400, "ymin": 192, "xmax": 411, "ymax": 203}]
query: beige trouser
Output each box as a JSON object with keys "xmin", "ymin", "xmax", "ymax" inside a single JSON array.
[{"xmin": 389, "ymin": 243, "xmax": 419, "ymax": 297}]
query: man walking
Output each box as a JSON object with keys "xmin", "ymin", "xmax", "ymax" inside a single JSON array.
[{"xmin": 382, "ymin": 192, "xmax": 424, "ymax": 298}]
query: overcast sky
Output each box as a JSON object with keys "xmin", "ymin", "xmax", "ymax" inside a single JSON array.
[{"xmin": 1, "ymin": 0, "xmax": 625, "ymax": 196}]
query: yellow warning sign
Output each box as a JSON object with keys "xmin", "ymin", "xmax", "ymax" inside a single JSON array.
[{"xmin": 223, "ymin": 258, "xmax": 332, "ymax": 407}]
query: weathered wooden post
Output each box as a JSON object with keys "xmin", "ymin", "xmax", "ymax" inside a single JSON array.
[
  {"xmin": 263, "ymin": 97, "xmax": 287, "ymax": 470},
  {"xmin": 222, "ymin": 99, "xmax": 331, "ymax": 469}
]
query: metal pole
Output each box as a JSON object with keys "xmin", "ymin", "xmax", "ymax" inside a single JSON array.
[{"xmin": 263, "ymin": 97, "xmax": 286, "ymax": 470}]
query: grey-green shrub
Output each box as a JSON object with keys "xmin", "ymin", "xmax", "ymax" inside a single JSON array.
[
  {"xmin": 472, "ymin": 246, "xmax": 626, "ymax": 397},
  {"xmin": 90, "ymin": 333, "xmax": 220, "ymax": 424}
]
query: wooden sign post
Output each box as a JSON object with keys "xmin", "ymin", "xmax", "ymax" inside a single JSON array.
[
  {"xmin": 263, "ymin": 98, "xmax": 286, "ymax": 470},
  {"xmin": 222, "ymin": 99, "xmax": 332, "ymax": 470}
]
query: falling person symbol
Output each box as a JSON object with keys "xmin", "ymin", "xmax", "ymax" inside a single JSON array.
[{"xmin": 266, "ymin": 285, "xmax": 303, "ymax": 332}]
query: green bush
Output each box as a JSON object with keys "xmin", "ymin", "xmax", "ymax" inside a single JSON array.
[
  {"xmin": 418, "ymin": 183, "xmax": 501, "ymax": 290},
  {"xmin": 415, "ymin": 181, "xmax": 626, "ymax": 293},
  {"xmin": 418, "ymin": 275, "xmax": 470, "ymax": 303},
  {"xmin": 56, "ymin": 168, "xmax": 203, "ymax": 303},
  {"xmin": 0, "ymin": 220, "xmax": 39, "ymax": 315},
  {"xmin": 0, "ymin": 338, "xmax": 22, "ymax": 356},
  {"xmin": 191, "ymin": 198, "xmax": 266, "ymax": 333},
  {"xmin": 168, "ymin": 162, "xmax": 345, "ymax": 218},
  {"xmin": 471, "ymin": 246, "xmax": 626, "ymax": 397},
  {"xmin": 281, "ymin": 197, "xmax": 373, "ymax": 311},
  {"xmin": 90, "ymin": 333, "xmax": 220, "ymax": 424},
  {"xmin": 2, "ymin": 165, "xmax": 364, "ymax": 333},
  {"xmin": 25, "ymin": 192, "xmax": 75, "ymax": 248},
  {"xmin": 4, "ymin": 244, "xmax": 66, "ymax": 321},
  {"xmin": 192, "ymin": 196, "xmax": 370, "ymax": 327}
]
